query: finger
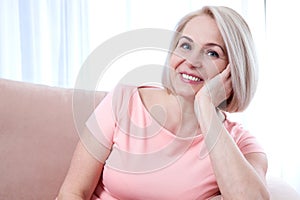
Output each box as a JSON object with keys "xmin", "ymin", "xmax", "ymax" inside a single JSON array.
[
  {"xmin": 225, "ymin": 77, "xmax": 233, "ymax": 98},
  {"xmin": 223, "ymin": 65, "xmax": 231, "ymax": 82},
  {"xmin": 224, "ymin": 64, "xmax": 231, "ymax": 77}
]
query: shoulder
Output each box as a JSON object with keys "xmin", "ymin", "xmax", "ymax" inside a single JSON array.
[
  {"xmin": 108, "ymin": 84, "xmax": 169, "ymax": 115},
  {"xmin": 138, "ymin": 85, "xmax": 167, "ymax": 100},
  {"xmin": 223, "ymin": 118, "xmax": 250, "ymax": 141},
  {"xmin": 138, "ymin": 86, "xmax": 169, "ymax": 109},
  {"xmin": 222, "ymin": 115, "xmax": 248, "ymax": 136},
  {"xmin": 108, "ymin": 84, "xmax": 138, "ymax": 104},
  {"xmin": 224, "ymin": 117, "xmax": 265, "ymax": 155}
]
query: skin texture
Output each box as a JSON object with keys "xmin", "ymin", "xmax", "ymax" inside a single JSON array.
[{"xmin": 57, "ymin": 14, "xmax": 269, "ymax": 200}]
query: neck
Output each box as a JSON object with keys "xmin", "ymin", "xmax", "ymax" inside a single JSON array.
[
  {"xmin": 169, "ymin": 92, "xmax": 198, "ymax": 120},
  {"xmin": 168, "ymin": 91, "xmax": 226, "ymax": 124}
]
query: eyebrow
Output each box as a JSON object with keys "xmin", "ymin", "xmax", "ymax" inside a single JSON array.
[
  {"xmin": 178, "ymin": 36, "xmax": 226, "ymax": 54},
  {"xmin": 178, "ymin": 36, "xmax": 193, "ymax": 43}
]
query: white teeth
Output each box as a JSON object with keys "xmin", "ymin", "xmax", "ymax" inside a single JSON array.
[{"xmin": 182, "ymin": 73, "xmax": 200, "ymax": 82}]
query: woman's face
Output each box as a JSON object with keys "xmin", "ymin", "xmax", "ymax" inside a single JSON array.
[{"xmin": 168, "ymin": 14, "xmax": 228, "ymax": 98}]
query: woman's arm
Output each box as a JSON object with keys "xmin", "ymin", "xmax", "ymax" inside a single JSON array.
[
  {"xmin": 197, "ymin": 101, "xmax": 269, "ymax": 200},
  {"xmin": 57, "ymin": 127, "xmax": 107, "ymax": 200},
  {"xmin": 195, "ymin": 65, "xmax": 269, "ymax": 200}
]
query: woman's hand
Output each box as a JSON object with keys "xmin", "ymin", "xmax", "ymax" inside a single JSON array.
[
  {"xmin": 193, "ymin": 64, "xmax": 232, "ymax": 134},
  {"xmin": 195, "ymin": 64, "xmax": 232, "ymax": 108}
]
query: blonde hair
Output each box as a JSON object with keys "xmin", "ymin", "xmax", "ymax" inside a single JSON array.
[{"xmin": 162, "ymin": 6, "xmax": 258, "ymax": 112}]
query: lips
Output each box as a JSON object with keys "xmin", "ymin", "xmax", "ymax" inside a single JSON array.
[{"xmin": 180, "ymin": 72, "xmax": 203, "ymax": 83}]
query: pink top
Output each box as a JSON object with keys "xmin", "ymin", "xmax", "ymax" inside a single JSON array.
[{"xmin": 85, "ymin": 85, "xmax": 265, "ymax": 200}]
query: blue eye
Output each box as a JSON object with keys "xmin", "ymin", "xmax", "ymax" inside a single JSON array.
[
  {"xmin": 180, "ymin": 42, "xmax": 192, "ymax": 50},
  {"xmin": 207, "ymin": 50, "xmax": 219, "ymax": 58}
]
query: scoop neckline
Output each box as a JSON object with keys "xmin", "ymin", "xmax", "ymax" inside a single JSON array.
[{"xmin": 136, "ymin": 86, "xmax": 203, "ymax": 141}]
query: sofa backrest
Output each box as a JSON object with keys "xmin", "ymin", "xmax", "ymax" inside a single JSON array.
[{"xmin": 0, "ymin": 78, "xmax": 106, "ymax": 200}]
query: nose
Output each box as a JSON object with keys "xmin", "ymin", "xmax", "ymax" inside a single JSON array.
[{"xmin": 185, "ymin": 51, "xmax": 203, "ymax": 68}]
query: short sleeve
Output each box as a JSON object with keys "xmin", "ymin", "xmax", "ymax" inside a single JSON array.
[
  {"xmin": 224, "ymin": 120, "xmax": 265, "ymax": 155},
  {"xmin": 83, "ymin": 90, "xmax": 116, "ymax": 163}
]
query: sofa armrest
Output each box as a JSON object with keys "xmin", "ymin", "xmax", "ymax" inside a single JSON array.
[
  {"xmin": 267, "ymin": 176, "xmax": 300, "ymax": 199},
  {"xmin": 0, "ymin": 78, "xmax": 106, "ymax": 200}
]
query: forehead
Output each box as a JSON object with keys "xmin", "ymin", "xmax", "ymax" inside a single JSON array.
[{"xmin": 182, "ymin": 14, "xmax": 224, "ymax": 45}]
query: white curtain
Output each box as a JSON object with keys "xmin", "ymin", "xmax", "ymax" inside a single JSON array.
[
  {"xmin": 0, "ymin": 0, "xmax": 260, "ymax": 89},
  {"xmin": 1, "ymin": 0, "xmax": 299, "ymax": 193},
  {"xmin": 263, "ymin": 0, "xmax": 300, "ymax": 192},
  {"xmin": 0, "ymin": 0, "xmax": 89, "ymax": 87}
]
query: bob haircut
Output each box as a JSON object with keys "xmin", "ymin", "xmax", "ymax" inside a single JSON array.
[{"xmin": 162, "ymin": 6, "xmax": 258, "ymax": 113}]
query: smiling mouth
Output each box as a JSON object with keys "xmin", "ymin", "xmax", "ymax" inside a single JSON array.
[{"xmin": 180, "ymin": 73, "xmax": 203, "ymax": 82}]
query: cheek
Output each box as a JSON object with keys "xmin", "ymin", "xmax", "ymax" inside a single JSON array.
[
  {"xmin": 205, "ymin": 60, "xmax": 228, "ymax": 78},
  {"xmin": 169, "ymin": 54, "xmax": 184, "ymax": 69}
]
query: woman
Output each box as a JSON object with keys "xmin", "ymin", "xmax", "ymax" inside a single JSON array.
[{"xmin": 58, "ymin": 6, "xmax": 269, "ymax": 200}]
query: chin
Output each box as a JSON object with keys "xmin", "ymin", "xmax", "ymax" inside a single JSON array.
[
  {"xmin": 173, "ymin": 86, "xmax": 197, "ymax": 99},
  {"xmin": 169, "ymin": 77, "xmax": 202, "ymax": 99}
]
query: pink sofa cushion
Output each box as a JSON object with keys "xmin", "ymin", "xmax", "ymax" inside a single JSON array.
[{"xmin": 0, "ymin": 78, "xmax": 106, "ymax": 199}]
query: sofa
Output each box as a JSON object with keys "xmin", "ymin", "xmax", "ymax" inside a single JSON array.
[{"xmin": 0, "ymin": 78, "xmax": 299, "ymax": 200}]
